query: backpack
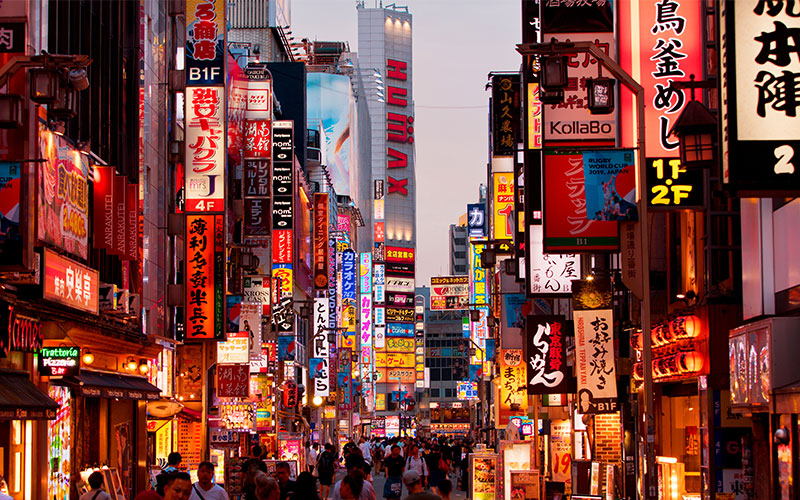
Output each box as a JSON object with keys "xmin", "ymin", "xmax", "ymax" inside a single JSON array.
[{"xmin": 318, "ymin": 451, "xmax": 335, "ymax": 474}]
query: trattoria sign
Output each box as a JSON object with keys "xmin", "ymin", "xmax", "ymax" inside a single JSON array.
[{"xmin": 38, "ymin": 346, "xmax": 80, "ymax": 376}]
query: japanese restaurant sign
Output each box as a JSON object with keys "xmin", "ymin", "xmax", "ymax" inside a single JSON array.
[
  {"xmin": 572, "ymin": 278, "xmax": 617, "ymax": 414},
  {"xmin": 527, "ymin": 225, "xmax": 580, "ymax": 296},
  {"xmin": 185, "ymin": 86, "xmax": 226, "ymax": 212},
  {"xmin": 313, "ymin": 193, "xmax": 329, "ymax": 289},
  {"xmin": 492, "ymin": 172, "xmax": 515, "ymax": 240},
  {"xmin": 43, "ymin": 248, "xmax": 99, "ymax": 314},
  {"xmin": 217, "ymin": 331, "xmax": 249, "ymax": 364},
  {"xmin": 185, "ymin": 214, "xmax": 224, "ymax": 340},
  {"xmin": 38, "ymin": 125, "xmax": 90, "ymax": 259},
  {"xmin": 526, "ymin": 315, "xmax": 571, "ymax": 394},
  {"xmin": 185, "ymin": 0, "xmax": 226, "ymax": 86},
  {"xmin": 217, "ymin": 364, "xmax": 249, "ymax": 399},
  {"xmin": 342, "ymin": 249, "xmax": 357, "ymax": 301},
  {"xmin": 312, "ymin": 297, "xmax": 330, "ymax": 397},
  {"xmin": 719, "ymin": 1, "xmax": 800, "ymax": 192},
  {"xmin": 491, "ymin": 74, "xmax": 520, "ymax": 156},
  {"xmin": 499, "ymin": 349, "xmax": 528, "ymax": 424}
]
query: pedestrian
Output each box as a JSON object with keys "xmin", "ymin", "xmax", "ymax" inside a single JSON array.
[
  {"xmin": 338, "ymin": 474, "xmax": 363, "ymax": 500},
  {"xmin": 243, "ymin": 458, "xmax": 269, "ymax": 500},
  {"xmin": 308, "ymin": 443, "xmax": 320, "ymax": 475},
  {"xmin": 437, "ymin": 479, "xmax": 452, "ymax": 500},
  {"xmin": 383, "ymin": 445, "xmax": 405, "ymax": 500},
  {"xmin": 289, "ymin": 472, "xmax": 319, "ymax": 500},
  {"xmin": 274, "ymin": 462, "xmax": 296, "ymax": 500},
  {"xmin": 163, "ymin": 452, "xmax": 183, "ymax": 473},
  {"xmin": 331, "ymin": 455, "xmax": 376, "ymax": 500},
  {"xmin": 190, "ymin": 462, "xmax": 228, "ymax": 500},
  {"xmin": 317, "ymin": 443, "xmax": 337, "ymax": 500},
  {"xmin": 405, "ymin": 445, "xmax": 428, "ymax": 489},
  {"xmin": 358, "ymin": 437, "xmax": 372, "ymax": 465},
  {"xmin": 423, "ymin": 445, "xmax": 442, "ymax": 493},
  {"xmin": 162, "ymin": 472, "xmax": 193, "ymax": 500},
  {"xmin": 80, "ymin": 471, "xmax": 112, "ymax": 500},
  {"xmin": 255, "ymin": 472, "xmax": 280, "ymax": 500},
  {"xmin": 135, "ymin": 473, "xmax": 171, "ymax": 500},
  {"xmin": 400, "ymin": 471, "xmax": 440, "ymax": 500}
]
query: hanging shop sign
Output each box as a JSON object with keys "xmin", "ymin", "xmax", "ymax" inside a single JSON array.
[
  {"xmin": 243, "ymin": 159, "xmax": 270, "ymax": 198},
  {"xmin": 272, "ymin": 121, "xmax": 294, "ymax": 258},
  {"xmin": 342, "ymin": 249, "xmax": 357, "ymax": 300},
  {"xmin": 374, "ymin": 368, "xmax": 416, "ymax": 384},
  {"xmin": 360, "ymin": 294, "xmax": 373, "ymax": 364},
  {"xmin": 185, "ymin": 214, "xmax": 224, "ymax": 340},
  {"xmin": 385, "ymin": 246, "xmax": 415, "ymax": 263},
  {"xmin": 386, "ymin": 291, "xmax": 415, "ymax": 307},
  {"xmin": 492, "ymin": 172, "xmax": 516, "ymax": 240},
  {"xmin": 467, "ymin": 203, "xmax": 486, "ymax": 238},
  {"xmin": 582, "ymin": 150, "xmax": 638, "ymax": 221},
  {"xmin": 430, "ymin": 276, "xmax": 470, "ymax": 310},
  {"xmin": 217, "ymin": 331, "xmax": 249, "ymax": 364},
  {"xmin": 313, "ymin": 193, "xmax": 329, "ymax": 289},
  {"xmin": 184, "ymin": 86, "xmax": 226, "ymax": 213},
  {"xmin": 543, "ymin": 152, "xmax": 618, "ymax": 252},
  {"xmin": 491, "ymin": 74, "xmax": 521, "ymax": 156},
  {"xmin": 526, "ymin": 315, "xmax": 572, "ymax": 394},
  {"xmin": 573, "ymin": 306, "xmax": 617, "ymax": 414},
  {"xmin": 245, "ymin": 64, "xmax": 272, "ymax": 119},
  {"xmin": 718, "ymin": 2, "xmax": 800, "ymax": 192},
  {"xmin": 541, "ymin": 32, "xmax": 615, "ymax": 143},
  {"xmin": 37, "ymin": 125, "xmax": 90, "ymax": 259},
  {"xmin": 219, "ymin": 402, "xmax": 255, "ymax": 431},
  {"xmin": 385, "ymin": 262, "xmax": 414, "ymax": 277},
  {"xmin": 359, "ymin": 252, "xmax": 372, "ymax": 294},
  {"xmin": 386, "ymin": 307, "xmax": 414, "ymax": 323},
  {"xmin": 38, "ymin": 346, "xmax": 80, "ymax": 377},
  {"xmin": 217, "ymin": 364, "xmax": 249, "ymax": 399},
  {"xmin": 374, "ymin": 264, "xmax": 386, "ymax": 304},
  {"xmin": 0, "ymin": 303, "xmax": 42, "ymax": 357},
  {"xmin": 386, "ymin": 277, "xmax": 414, "ymax": 294},
  {"xmin": 93, "ymin": 166, "xmax": 115, "ymax": 252},
  {"xmin": 312, "ymin": 297, "xmax": 330, "ymax": 397},
  {"xmin": 243, "ymin": 120, "xmax": 271, "ymax": 159},
  {"xmin": 499, "ymin": 349, "xmax": 528, "ymax": 425},
  {"xmin": 185, "ymin": 0, "xmax": 226, "ymax": 85},
  {"xmin": 527, "ymin": 225, "xmax": 580, "ymax": 296},
  {"xmin": 42, "ymin": 248, "xmax": 99, "ymax": 315},
  {"xmin": 375, "ymin": 352, "xmax": 414, "ymax": 369},
  {"xmin": 113, "ymin": 176, "xmax": 127, "ymax": 257},
  {"xmin": 646, "ymin": 157, "xmax": 705, "ymax": 209},
  {"xmin": 457, "ymin": 381, "xmax": 478, "ymax": 400}
]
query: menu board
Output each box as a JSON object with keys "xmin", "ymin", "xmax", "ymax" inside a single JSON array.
[
  {"xmin": 471, "ymin": 454, "xmax": 499, "ymax": 500},
  {"xmin": 177, "ymin": 419, "xmax": 202, "ymax": 472},
  {"xmin": 510, "ymin": 470, "xmax": 541, "ymax": 500}
]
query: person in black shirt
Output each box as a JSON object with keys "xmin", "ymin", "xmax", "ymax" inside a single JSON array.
[
  {"xmin": 382, "ymin": 445, "xmax": 405, "ymax": 499},
  {"xmin": 274, "ymin": 462, "xmax": 295, "ymax": 500}
]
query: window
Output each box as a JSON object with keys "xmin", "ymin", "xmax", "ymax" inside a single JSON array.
[
  {"xmin": 441, "ymin": 370, "xmax": 452, "ymax": 381},
  {"xmin": 454, "ymin": 251, "xmax": 466, "ymax": 259},
  {"xmin": 445, "ymin": 388, "xmax": 454, "ymax": 398},
  {"xmin": 431, "ymin": 388, "xmax": 440, "ymax": 398},
  {"xmin": 431, "ymin": 368, "xmax": 441, "ymax": 381}
]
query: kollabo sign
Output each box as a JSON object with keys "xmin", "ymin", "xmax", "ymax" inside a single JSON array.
[{"xmin": 38, "ymin": 346, "xmax": 80, "ymax": 376}]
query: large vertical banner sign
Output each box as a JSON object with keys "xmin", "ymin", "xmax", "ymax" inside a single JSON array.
[
  {"xmin": 312, "ymin": 298, "xmax": 330, "ymax": 397},
  {"xmin": 492, "ymin": 172, "xmax": 515, "ymax": 240},
  {"xmin": 184, "ymin": 86, "xmax": 226, "ymax": 212},
  {"xmin": 467, "ymin": 203, "xmax": 486, "ymax": 238},
  {"xmin": 718, "ymin": 1, "xmax": 800, "ymax": 192},
  {"xmin": 185, "ymin": 0, "xmax": 226, "ymax": 86},
  {"xmin": 526, "ymin": 315, "xmax": 571, "ymax": 394},
  {"xmin": 313, "ymin": 193, "xmax": 329, "ymax": 289},
  {"xmin": 186, "ymin": 214, "xmax": 224, "ymax": 340},
  {"xmin": 572, "ymin": 278, "xmax": 617, "ymax": 413},
  {"xmin": 37, "ymin": 125, "xmax": 90, "ymax": 259},
  {"xmin": 359, "ymin": 252, "xmax": 372, "ymax": 294},
  {"xmin": 469, "ymin": 241, "xmax": 489, "ymax": 376},
  {"xmin": 360, "ymin": 294, "xmax": 373, "ymax": 382},
  {"xmin": 620, "ymin": 0, "xmax": 702, "ymax": 157},
  {"xmin": 499, "ymin": 349, "xmax": 528, "ymax": 425},
  {"xmin": 342, "ymin": 250, "xmax": 357, "ymax": 300},
  {"xmin": 492, "ymin": 74, "xmax": 521, "ymax": 156},
  {"xmin": 582, "ymin": 150, "xmax": 638, "ymax": 221},
  {"xmin": 543, "ymin": 152, "xmax": 619, "ymax": 252},
  {"xmin": 93, "ymin": 166, "xmax": 115, "ymax": 252}
]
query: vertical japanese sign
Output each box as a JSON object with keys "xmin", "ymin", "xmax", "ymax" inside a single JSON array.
[
  {"xmin": 491, "ymin": 74, "xmax": 521, "ymax": 156},
  {"xmin": 719, "ymin": 1, "xmax": 800, "ymax": 192},
  {"xmin": 527, "ymin": 225, "xmax": 580, "ymax": 296},
  {"xmin": 313, "ymin": 193, "xmax": 329, "ymax": 289},
  {"xmin": 43, "ymin": 248, "xmax": 99, "ymax": 314},
  {"xmin": 360, "ymin": 294, "xmax": 373, "ymax": 383},
  {"xmin": 469, "ymin": 241, "xmax": 489, "ymax": 376},
  {"xmin": 217, "ymin": 364, "xmax": 249, "ymax": 398},
  {"xmin": 312, "ymin": 297, "xmax": 330, "ymax": 397},
  {"xmin": 341, "ymin": 249, "xmax": 357, "ymax": 349},
  {"xmin": 467, "ymin": 203, "xmax": 486, "ymax": 238},
  {"xmin": 499, "ymin": 349, "xmax": 528, "ymax": 425},
  {"xmin": 526, "ymin": 315, "xmax": 571, "ymax": 394},
  {"xmin": 185, "ymin": 214, "xmax": 224, "ymax": 340},
  {"xmin": 572, "ymin": 278, "xmax": 617, "ymax": 413},
  {"xmin": 359, "ymin": 252, "xmax": 372, "ymax": 294},
  {"xmin": 93, "ymin": 166, "xmax": 115, "ymax": 252},
  {"xmin": 492, "ymin": 172, "xmax": 515, "ymax": 240},
  {"xmin": 272, "ymin": 121, "xmax": 294, "ymax": 334},
  {"xmin": 243, "ymin": 160, "xmax": 270, "ymax": 238},
  {"xmin": 328, "ymin": 237, "xmax": 338, "ymax": 339},
  {"xmin": 186, "ymin": 0, "xmax": 226, "ymax": 85},
  {"xmin": 620, "ymin": 0, "xmax": 702, "ymax": 157}
]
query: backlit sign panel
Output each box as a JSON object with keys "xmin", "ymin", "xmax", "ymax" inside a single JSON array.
[
  {"xmin": 39, "ymin": 346, "xmax": 80, "ymax": 377},
  {"xmin": 186, "ymin": 0, "xmax": 226, "ymax": 86},
  {"xmin": 185, "ymin": 214, "xmax": 224, "ymax": 340},
  {"xmin": 185, "ymin": 86, "xmax": 226, "ymax": 212},
  {"xmin": 43, "ymin": 248, "xmax": 99, "ymax": 315}
]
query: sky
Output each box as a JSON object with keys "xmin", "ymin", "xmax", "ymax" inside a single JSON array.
[{"xmin": 291, "ymin": 0, "xmax": 522, "ymax": 287}]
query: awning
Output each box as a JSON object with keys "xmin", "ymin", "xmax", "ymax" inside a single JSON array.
[
  {"xmin": 0, "ymin": 371, "xmax": 59, "ymax": 420},
  {"xmin": 55, "ymin": 371, "xmax": 161, "ymax": 401}
]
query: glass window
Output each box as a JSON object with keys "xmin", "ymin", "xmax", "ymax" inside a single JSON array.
[
  {"xmin": 431, "ymin": 388, "xmax": 440, "ymax": 398},
  {"xmin": 445, "ymin": 388, "xmax": 454, "ymax": 398},
  {"xmin": 431, "ymin": 368, "xmax": 440, "ymax": 381}
]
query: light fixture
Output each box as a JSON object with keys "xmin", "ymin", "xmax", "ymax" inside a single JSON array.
[
  {"xmin": 50, "ymin": 120, "xmax": 66, "ymax": 136},
  {"xmin": 540, "ymin": 55, "xmax": 568, "ymax": 104},
  {"xmin": 126, "ymin": 356, "xmax": 138, "ymax": 372},
  {"xmin": 670, "ymin": 99, "xmax": 717, "ymax": 168},
  {"xmin": 0, "ymin": 94, "xmax": 23, "ymax": 129},
  {"xmin": 586, "ymin": 77, "xmax": 615, "ymax": 115},
  {"xmin": 480, "ymin": 248, "xmax": 496, "ymax": 268},
  {"xmin": 68, "ymin": 68, "xmax": 89, "ymax": 91},
  {"xmin": 82, "ymin": 349, "xmax": 95, "ymax": 365},
  {"xmin": 29, "ymin": 68, "xmax": 60, "ymax": 104},
  {"xmin": 312, "ymin": 395, "xmax": 323, "ymax": 406},
  {"xmin": 469, "ymin": 309, "xmax": 481, "ymax": 323},
  {"xmin": 138, "ymin": 360, "xmax": 149, "ymax": 375},
  {"xmin": 586, "ymin": 274, "xmax": 595, "ymax": 281},
  {"xmin": 77, "ymin": 141, "xmax": 91, "ymax": 156}
]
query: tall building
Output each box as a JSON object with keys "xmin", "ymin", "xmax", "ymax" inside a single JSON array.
[{"xmin": 449, "ymin": 224, "xmax": 468, "ymax": 275}]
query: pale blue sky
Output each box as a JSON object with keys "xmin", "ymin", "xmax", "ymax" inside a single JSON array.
[{"xmin": 292, "ymin": 0, "xmax": 522, "ymax": 285}]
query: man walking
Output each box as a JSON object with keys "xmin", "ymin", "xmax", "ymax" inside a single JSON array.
[
  {"xmin": 190, "ymin": 462, "xmax": 228, "ymax": 500},
  {"xmin": 400, "ymin": 471, "xmax": 440, "ymax": 500}
]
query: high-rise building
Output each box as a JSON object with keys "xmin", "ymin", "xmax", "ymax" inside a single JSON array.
[{"xmin": 449, "ymin": 224, "xmax": 469, "ymax": 275}]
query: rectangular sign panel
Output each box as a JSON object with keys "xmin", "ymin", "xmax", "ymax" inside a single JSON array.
[
  {"xmin": 313, "ymin": 193, "xmax": 329, "ymax": 289},
  {"xmin": 574, "ymin": 308, "xmax": 617, "ymax": 413},
  {"xmin": 492, "ymin": 74, "xmax": 521, "ymax": 156},
  {"xmin": 493, "ymin": 172, "xmax": 516, "ymax": 240},
  {"xmin": 185, "ymin": 86, "xmax": 226, "ymax": 212},
  {"xmin": 186, "ymin": 0, "xmax": 226, "ymax": 86},
  {"xmin": 185, "ymin": 214, "xmax": 224, "ymax": 340},
  {"xmin": 312, "ymin": 297, "xmax": 330, "ymax": 397},
  {"xmin": 430, "ymin": 276, "xmax": 470, "ymax": 310},
  {"xmin": 527, "ymin": 225, "xmax": 580, "ymax": 296},
  {"xmin": 43, "ymin": 248, "xmax": 99, "ymax": 315},
  {"xmin": 526, "ymin": 315, "xmax": 572, "ymax": 394}
]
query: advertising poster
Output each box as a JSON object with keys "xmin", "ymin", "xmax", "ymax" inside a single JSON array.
[
  {"xmin": 550, "ymin": 419, "xmax": 572, "ymax": 486},
  {"xmin": 38, "ymin": 125, "xmax": 90, "ymax": 259},
  {"xmin": 278, "ymin": 336, "xmax": 295, "ymax": 361},
  {"xmin": 307, "ymin": 73, "xmax": 354, "ymax": 196},
  {"xmin": 217, "ymin": 331, "xmax": 249, "ymax": 364},
  {"xmin": 430, "ymin": 276, "xmax": 470, "ymax": 310},
  {"xmin": 471, "ymin": 454, "xmax": 498, "ymax": 500},
  {"xmin": 582, "ymin": 150, "xmax": 638, "ymax": 221},
  {"xmin": 219, "ymin": 402, "xmax": 255, "ymax": 431},
  {"xmin": 527, "ymin": 225, "xmax": 580, "ymax": 296},
  {"xmin": 240, "ymin": 302, "xmax": 261, "ymax": 360}
]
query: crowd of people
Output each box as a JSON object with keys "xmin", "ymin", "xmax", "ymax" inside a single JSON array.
[{"xmin": 72, "ymin": 436, "xmax": 475, "ymax": 500}]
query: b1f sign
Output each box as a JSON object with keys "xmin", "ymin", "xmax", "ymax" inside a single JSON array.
[{"xmin": 185, "ymin": 86, "xmax": 226, "ymax": 212}]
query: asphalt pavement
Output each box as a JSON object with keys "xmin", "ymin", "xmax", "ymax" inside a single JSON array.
[{"xmin": 327, "ymin": 466, "xmax": 467, "ymax": 500}]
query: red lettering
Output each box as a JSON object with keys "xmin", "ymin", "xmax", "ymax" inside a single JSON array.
[
  {"xmin": 386, "ymin": 59, "xmax": 407, "ymax": 80},
  {"xmin": 388, "ymin": 177, "xmax": 408, "ymax": 196},
  {"xmin": 387, "ymin": 113, "xmax": 414, "ymax": 144},
  {"xmin": 387, "ymin": 148, "xmax": 408, "ymax": 169},
  {"xmin": 387, "ymin": 86, "xmax": 407, "ymax": 107}
]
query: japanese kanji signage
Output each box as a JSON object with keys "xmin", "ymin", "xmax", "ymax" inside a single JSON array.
[
  {"xmin": 720, "ymin": 0, "xmax": 800, "ymax": 192},
  {"xmin": 312, "ymin": 297, "xmax": 330, "ymax": 397},
  {"xmin": 342, "ymin": 249, "xmax": 357, "ymax": 300},
  {"xmin": 374, "ymin": 264, "xmax": 386, "ymax": 304},
  {"xmin": 572, "ymin": 278, "xmax": 617, "ymax": 413},
  {"xmin": 493, "ymin": 172, "xmax": 516, "ymax": 240},
  {"xmin": 492, "ymin": 74, "xmax": 521, "ymax": 156},
  {"xmin": 217, "ymin": 364, "xmax": 249, "ymax": 398},
  {"xmin": 467, "ymin": 203, "xmax": 486, "ymax": 238},
  {"xmin": 526, "ymin": 315, "xmax": 571, "ymax": 394},
  {"xmin": 527, "ymin": 225, "xmax": 580, "ymax": 296},
  {"xmin": 217, "ymin": 331, "xmax": 249, "ymax": 364},
  {"xmin": 185, "ymin": 214, "xmax": 224, "ymax": 340},
  {"xmin": 186, "ymin": 0, "xmax": 226, "ymax": 86},
  {"xmin": 43, "ymin": 248, "xmax": 99, "ymax": 315},
  {"xmin": 93, "ymin": 166, "xmax": 115, "ymax": 252},
  {"xmin": 185, "ymin": 86, "xmax": 226, "ymax": 212},
  {"xmin": 430, "ymin": 276, "xmax": 470, "ymax": 310},
  {"xmin": 620, "ymin": 0, "xmax": 703, "ymax": 157},
  {"xmin": 359, "ymin": 252, "xmax": 372, "ymax": 294},
  {"xmin": 543, "ymin": 152, "xmax": 619, "ymax": 252},
  {"xmin": 360, "ymin": 294, "xmax": 373, "ymax": 380},
  {"xmin": 543, "ymin": 0, "xmax": 613, "ymax": 33},
  {"xmin": 499, "ymin": 349, "xmax": 528, "ymax": 424},
  {"xmin": 646, "ymin": 157, "xmax": 704, "ymax": 209},
  {"xmin": 313, "ymin": 193, "xmax": 329, "ymax": 289},
  {"xmin": 0, "ymin": 23, "xmax": 24, "ymax": 53},
  {"xmin": 243, "ymin": 120, "xmax": 271, "ymax": 158},
  {"xmin": 385, "ymin": 246, "xmax": 415, "ymax": 263}
]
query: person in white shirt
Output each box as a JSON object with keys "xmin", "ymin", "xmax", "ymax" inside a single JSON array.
[
  {"xmin": 190, "ymin": 462, "xmax": 228, "ymax": 500},
  {"xmin": 79, "ymin": 471, "xmax": 112, "ymax": 500},
  {"xmin": 358, "ymin": 438, "xmax": 372, "ymax": 464},
  {"xmin": 308, "ymin": 443, "xmax": 319, "ymax": 474},
  {"xmin": 404, "ymin": 445, "xmax": 428, "ymax": 489}
]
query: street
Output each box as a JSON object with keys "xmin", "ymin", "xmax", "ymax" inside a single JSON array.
[{"xmin": 330, "ymin": 468, "xmax": 467, "ymax": 500}]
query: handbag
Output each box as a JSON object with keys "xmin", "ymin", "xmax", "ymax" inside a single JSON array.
[{"xmin": 438, "ymin": 457, "xmax": 450, "ymax": 473}]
